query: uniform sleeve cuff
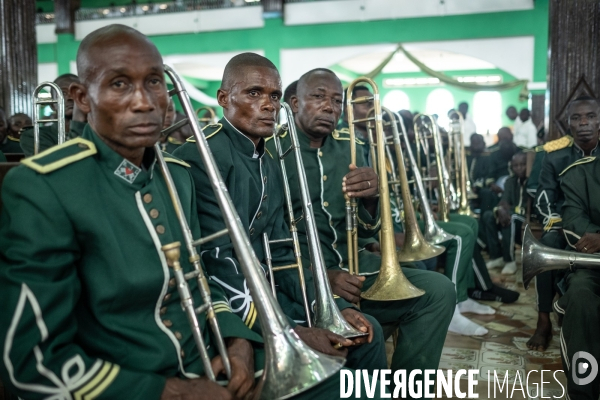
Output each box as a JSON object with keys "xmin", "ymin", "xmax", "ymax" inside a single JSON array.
[{"xmin": 216, "ymin": 310, "xmax": 264, "ymax": 345}]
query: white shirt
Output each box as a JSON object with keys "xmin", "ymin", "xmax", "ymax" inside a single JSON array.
[
  {"xmin": 462, "ymin": 115, "xmax": 477, "ymax": 144},
  {"xmin": 513, "ymin": 117, "xmax": 538, "ymax": 148}
]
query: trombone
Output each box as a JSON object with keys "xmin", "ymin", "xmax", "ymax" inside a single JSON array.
[
  {"xmin": 196, "ymin": 106, "xmax": 217, "ymax": 127},
  {"xmin": 376, "ymin": 107, "xmax": 445, "ymax": 262},
  {"xmin": 448, "ymin": 111, "xmax": 476, "ymax": 218},
  {"xmin": 264, "ymin": 102, "xmax": 367, "ymax": 338},
  {"xmin": 32, "ymin": 82, "xmax": 66, "ymax": 155},
  {"xmin": 522, "ymin": 225, "xmax": 600, "ymax": 289},
  {"xmin": 346, "ymin": 77, "xmax": 424, "ymax": 301},
  {"xmin": 159, "ymin": 65, "xmax": 344, "ymax": 399}
]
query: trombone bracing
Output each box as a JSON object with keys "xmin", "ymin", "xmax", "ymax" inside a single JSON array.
[
  {"xmin": 346, "ymin": 77, "xmax": 425, "ymax": 301},
  {"xmin": 448, "ymin": 111, "xmax": 476, "ymax": 218},
  {"xmin": 266, "ymin": 102, "xmax": 367, "ymax": 338},
  {"xmin": 32, "ymin": 82, "xmax": 66, "ymax": 155},
  {"xmin": 158, "ymin": 65, "xmax": 344, "ymax": 399},
  {"xmin": 195, "ymin": 106, "xmax": 217, "ymax": 127}
]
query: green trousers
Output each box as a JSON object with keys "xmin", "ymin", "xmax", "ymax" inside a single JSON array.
[
  {"xmin": 358, "ymin": 255, "xmax": 456, "ymax": 374},
  {"xmin": 418, "ymin": 219, "xmax": 475, "ymax": 302}
]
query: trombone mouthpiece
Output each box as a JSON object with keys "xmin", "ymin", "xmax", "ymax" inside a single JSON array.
[{"xmin": 161, "ymin": 241, "xmax": 182, "ymax": 266}]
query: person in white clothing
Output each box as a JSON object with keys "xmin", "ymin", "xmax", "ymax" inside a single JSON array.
[{"xmin": 513, "ymin": 108, "xmax": 538, "ymax": 148}]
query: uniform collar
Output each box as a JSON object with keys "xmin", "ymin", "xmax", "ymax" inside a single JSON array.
[
  {"xmin": 222, "ymin": 117, "xmax": 265, "ymax": 159},
  {"xmin": 82, "ymin": 125, "xmax": 157, "ymax": 188},
  {"xmin": 294, "ymin": 123, "xmax": 330, "ymax": 150},
  {"xmin": 573, "ymin": 139, "xmax": 599, "ymax": 157}
]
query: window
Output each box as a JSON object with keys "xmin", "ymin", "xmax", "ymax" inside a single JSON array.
[
  {"xmin": 425, "ymin": 88, "xmax": 454, "ymax": 128},
  {"xmin": 473, "ymin": 91, "xmax": 502, "ymax": 136},
  {"xmin": 382, "ymin": 90, "xmax": 410, "ymax": 112}
]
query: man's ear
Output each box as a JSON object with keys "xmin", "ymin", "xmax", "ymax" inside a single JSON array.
[
  {"xmin": 70, "ymin": 82, "xmax": 91, "ymax": 115},
  {"xmin": 290, "ymin": 94, "xmax": 299, "ymax": 114},
  {"xmin": 217, "ymin": 89, "xmax": 228, "ymax": 109}
]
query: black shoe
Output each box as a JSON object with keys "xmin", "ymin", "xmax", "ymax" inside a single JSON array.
[{"xmin": 468, "ymin": 285, "xmax": 520, "ymax": 304}]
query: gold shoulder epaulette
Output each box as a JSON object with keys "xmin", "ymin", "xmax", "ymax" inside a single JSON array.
[
  {"xmin": 543, "ymin": 135, "xmax": 573, "ymax": 153},
  {"xmin": 559, "ymin": 156, "xmax": 596, "ymax": 176},
  {"xmin": 21, "ymin": 137, "xmax": 96, "ymax": 174},
  {"xmin": 167, "ymin": 136, "xmax": 183, "ymax": 145},
  {"xmin": 332, "ymin": 129, "xmax": 365, "ymax": 145},
  {"xmin": 163, "ymin": 154, "xmax": 190, "ymax": 168},
  {"xmin": 186, "ymin": 123, "xmax": 223, "ymax": 143},
  {"xmin": 535, "ymin": 145, "xmax": 545, "ymax": 152}
]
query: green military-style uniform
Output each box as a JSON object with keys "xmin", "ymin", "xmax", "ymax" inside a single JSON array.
[
  {"xmin": 266, "ymin": 125, "xmax": 455, "ymax": 375},
  {"xmin": 174, "ymin": 119, "xmax": 387, "ymax": 374},
  {"xmin": 0, "ymin": 135, "xmax": 22, "ymax": 154},
  {"xmin": 534, "ymin": 135, "xmax": 599, "ymax": 313},
  {"xmin": 0, "ymin": 126, "xmax": 264, "ymax": 400},
  {"xmin": 557, "ymin": 156, "xmax": 600, "ymax": 399},
  {"xmin": 478, "ymin": 144, "xmax": 524, "ymax": 213},
  {"xmin": 481, "ymin": 175, "xmax": 527, "ymax": 263},
  {"xmin": 0, "ymin": 149, "xmax": 6, "ymax": 162},
  {"xmin": 161, "ymin": 136, "xmax": 183, "ymax": 154},
  {"xmin": 20, "ymin": 120, "xmax": 88, "ymax": 157}
]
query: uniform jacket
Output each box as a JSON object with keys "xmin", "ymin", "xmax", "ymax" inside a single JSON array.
[
  {"xmin": 20, "ymin": 120, "xmax": 87, "ymax": 157},
  {"xmin": 266, "ymin": 126, "xmax": 382, "ymax": 275},
  {"xmin": 0, "ymin": 135, "xmax": 22, "ymax": 153},
  {"xmin": 0, "ymin": 126, "xmax": 261, "ymax": 400},
  {"xmin": 534, "ymin": 135, "xmax": 599, "ymax": 231},
  {"xmin": 500, "ymin": 175, "xmax": 527, "ymax": 215},
  {"xmin": 561, "ymin": 156, "xmax": 600, "ymax": 247}
]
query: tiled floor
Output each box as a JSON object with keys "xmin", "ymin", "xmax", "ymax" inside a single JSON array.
[{"xmin": 385, "ymin": 247, "xmax": 567, "ymax": 399}]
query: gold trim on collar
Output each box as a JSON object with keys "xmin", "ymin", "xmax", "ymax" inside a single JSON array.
[
  {"xmin": 21, "ymin": 137, "xmax": 97, "ymax": 174},
  {"xmin": 559, "ymin": 156, "xmax": 596, "ymax": 176},
  {"xmin": 163, "ymin": 156, "xmax": 191, "ymax": 168},
  {"xmin": 186, "ymin": 123, "xmax": 223, "ymax": 143}
]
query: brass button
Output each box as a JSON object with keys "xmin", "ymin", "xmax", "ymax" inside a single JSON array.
[
  {"xmin": 163, "ymin": 319, "xmax": 173, "ymax": 327},
  {"xmin": 169, "ymin": 278, "xmax": 176, "ymax": 287},
  {"xmin": 329, "ymin": 221, "xmax": 333, "ymax": 226},
  {"xmin": 323, "ymin": 201, "xmax": 329, "ymax": 207},
  {"xmin": 78, "ymin": 143, "xmax": 88, "ymax": 149},
  {"xmin": 263, "ymin": 176, "xmax": 267, "ymax": 184},
  {"xmin": 143, "ymin": 194, "xmax": 152, "ymax": 203},
  {"xmin": 180, "ymin": 349, "xmax": 185, "ymax": 358},
  {"xmin": 174, "ymin": 331, "xmax": 183, "ymax": 340},
  {"xmin": 160, "ymin": 306, "xmax": 167, "ymax": 315},
  {"xmin": 156, "ymin": 225, "xmax": 165, "ymax": 234},
  {"xmin": 250, "ymin": 228, "xmax": 255, "ymax": 236},
  {"xmin": 150, "ymin": 209, "xmax": 159, "ymax": 218},
  {"xmin": 318, "ymin": 151, "xmax": 323, "ymax": 157},
  {"xmin": 256, "ymin": 211, "xmax": 262, "ymax": 220},
  {"xmin": 333, "ymin": 243, "xmax": 337, "ymax": 249},
  {"xmin": 323, "ymin": 175, "xmax": 328, "ymax": 181},
  {"xmin": 164, "ymin": 293, "xmax": 172, "ymax": 302},
  {"xmin": 262, "ymin": 194, "xmax": 267, "ymax": 201}
]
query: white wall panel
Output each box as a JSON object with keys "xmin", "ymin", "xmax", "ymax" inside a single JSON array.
[
  {"xmin": 38, "ymin": 63, "xmax": 58, "ymax": 83},
  {"xmin": 36, "ymin": 24, "xmax": 57, "ymax": 44}
]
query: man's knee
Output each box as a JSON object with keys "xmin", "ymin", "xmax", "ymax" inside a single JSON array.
[{"xmin": 420, "ymin": 271, "xmax": 457, "ymax": 310}]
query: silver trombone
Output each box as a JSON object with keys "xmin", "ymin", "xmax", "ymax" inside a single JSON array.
[
  {"xmin": 158, "ymin": 65, "xmax": 344, "ymax": 399},
  {"xmin": 32, "ymin": 82, "xmax": 65, "ymax": 155},
  {"xmin": 265, "ymin": 102, "xmax": 367, "ymax": 338}
]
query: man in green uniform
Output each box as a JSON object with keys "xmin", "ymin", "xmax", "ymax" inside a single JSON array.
[
  {"xmin": 20, "ymin": 74, "xmax": 88, "ymax": 156},
  {"xmin": 0, "ymin": 25, "xmax": 262, "ymax": 400},
  {"xmin": 558, "ymin": 155, "xmax": 600, "ymax": 399},
  {"xmin": 528, "ymin": 96, "xmax": 600, "ymax": 352},
  {"xmin": 269, "ymin": 68, "xmax": 456, "ymax": 387},
  {"xmin": 0, "ymin": 112, "xmax": 29, "ymax": 153},
  {"xmin": 175, "ymin": 53, "xmax": 387, "ymax": 374},
  {"xmin": 481, "ymin": 152, "xmax": 528, "ymax": 275}
]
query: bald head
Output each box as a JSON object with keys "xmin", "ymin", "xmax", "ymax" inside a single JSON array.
[
  {"xmin": 297, "ymin": 68, "xmax": 342, "ymax": 98},
  {"xmin": 76, "ymin": 24, "xmax": 160, "ymax": 84},
  {"xmin": 220, "ymin": 52, "xmax": 278, "ymax": 91},
  {"xmin": 497, "ymin": 127, "xmax": 513, "ymax": 144}
]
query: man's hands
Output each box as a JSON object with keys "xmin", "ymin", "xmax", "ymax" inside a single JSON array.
[
  {"xmin": 293, "ymin": 325, "xmax": 351, "ymax": 357},
  {"xmin": 327, "ymin": 269, "xmax": 364, "ymax": 303},
  {"xmin": 575, "ymin": 233, "xmax": 600, "ymax": 254},
  {"xmin": 161, "ymin": 377, "xmax": 235, "ymax": 400},
  {"xmin": 343, "ymin": 164, "xmax": 378, "ymax": 198},
  {"xmin": 340, "ymin": 308, "xmax": 373, "ymax": 344}
]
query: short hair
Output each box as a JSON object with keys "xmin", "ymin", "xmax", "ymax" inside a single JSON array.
[
  {"xmin": 54, "ymin": 73, "xmax": 79, "ymax": 84},
  {"xmin": 352, "ymin": 85, "xmax": 371, "ymax": 97},
  {"xmin": 470, "ymin": 132, "xmax": 483, "ymax": 141},
  {"xmin": 296, "ymin": 68, "xmax": 341, "ymax": 98},
  {"xmin": 567, "ymin": 95, "xmax": 600, "ymax": 113},
  {"xmin": 9, "ymin": 112, "xmax": 29, "ymax": 121},
  {"xmin": 220, "ymin": 52, "xmax": 278, "ymax": 91},
  {"xmin": 76, "ymin": 24, "xmax": 156, "ymax": 84},
  {"xmin": 283, "ymin": 80, "xmax": 298, "ymax": 105}
]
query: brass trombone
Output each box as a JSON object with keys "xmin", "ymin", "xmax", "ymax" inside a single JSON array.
[
  {"xmin": 159, "ymin": 65, "xmax": 344, "ymax": 399},
  {"xmin": 264, "ymin": 102, "xmax": 367, "ymax": 338},
  {"xmin": 32, "ymin": 82, "xmax": 66, "ymax": 155},
  {"xmin": 522, "ymin": 225, "xmax": 600, "ymax": 289},
  {"xmin": 346, "ymin": 77, "xmax": 424, "ymax": 301},
  {"xmin": 448, "ymin": 111, "xmax": 476, "ymax": 217}
]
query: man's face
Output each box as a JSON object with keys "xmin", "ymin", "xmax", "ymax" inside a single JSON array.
[
  {"xmin": 511, "ymin": 154, "xmax": 526, "ymax": 179},
  {"xmin": 72, "ymin": 35, "xmax": 168, "ymax": 152},
  {"xmin": 352, "ymin": 88, "xmax": 373, "ymax": 131},
  {"xmin": 506, "ymin": 107, "xmax": 518, "ymax": 121},
  {"xmin": 458, "ymin": 103, "xmax": 468, "ymax": 117},
  {"xmin": 470, "ymin": 135, "xmax": 485, "ymax": 153},
  {"xmin": 520, "ymin": 109, "xmax": 530, "ymax": 122},
  {"xmin": 293, "ymin": 72, "xmax": 343, "ymax": 140},
  {"xmin": 163, "ymin": 101, "xmax": 175, "ymax": 129},
  {"xmin": 218, "ymin": 66, "xmax": 281, "ymax": 143},
  {"xmin": 568, "ymin": 100, "xmax": 600, "ymax": 147},
  {"xmin": 497, "ymin": 127, "xmax": 513, "ymax": 144},
  {"xmin": 9, "ymin": 114, "xmax": 32, "ymax": 136},
  {"xmin": 54, "ymin": 77, "xmax": 78, "ymax": 118}
]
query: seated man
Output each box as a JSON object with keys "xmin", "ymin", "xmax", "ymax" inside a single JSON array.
[
  {"xmin": 482, "ymin": 152, "xmax": 528, "ymax": 275},
  {"xmin": 559, "ymin": 155, "xmax": 600, "ymax": 399},
  {"xmin": 20, "ymin": 73, "xmax": 88, "ymax": 156},
  {"xmin": 528, "ymin": 95, "xmax": 600, "ymax": 352},
  {"xmin": 0, "ymin": 112, "xmax": 30, "ymax": 153},
  {"xmin": 268, "ymin": 68, "xmax": 456, "ymax": 382},
  {"xmin": 0, "ymin": 25, "xmax": 263, "ymax": 400},
  {"xmin": 175, "ymin": 53, "xmax": 387, "ymax": 374}
]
